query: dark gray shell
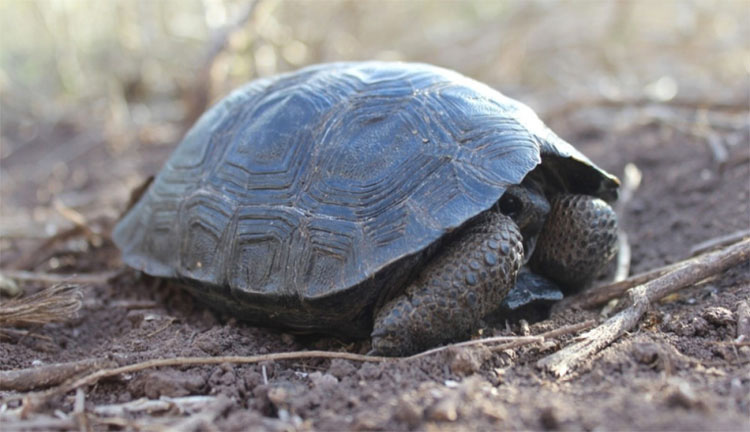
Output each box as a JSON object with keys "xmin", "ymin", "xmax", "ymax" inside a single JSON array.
[{"xmin": 113, "ymin": 62, "xmax": 618, "ymax": 333}]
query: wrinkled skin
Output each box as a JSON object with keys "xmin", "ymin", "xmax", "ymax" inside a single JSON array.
[{"xmin": 370, "ymin": 179, "xmax": 618, "ymax": 356}]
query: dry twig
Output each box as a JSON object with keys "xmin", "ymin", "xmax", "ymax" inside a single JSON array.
[
  {"xmin": 9, "ymin": 225, "xmax": 87, "ymax": 270},
  {"xmin": 184, "ymin": 0, "xmax": 261, "ymax": 128},
  {"xmin": 161, "ymin": 396, "xmax": 232, "ymax": 432},
  {"xmin": 561, "ymin": 231, "xmax": 750, "ymax": 311},
  {"xmin": 737, "ymin": 300, "xmax": 750, "ymax": 341},
  {"xmin": 612, "ymin": 162, "xmax": 641, "ymax": 283},
  {"xmin": 0, "ymin": 415, "xmax": 77, "ymax": 431},
  {"xmin": 73, "ymin": 388, "xmax": 89, "ymax": 432},
  {"xmin": 13, "ymin": 319, "xmax": 595, "ymax": 406},
  {"xmin": 537, "ymin": 238, "xmax": 750, "ymax": 377},
  {"xmin": 92, "ymin": 396, "xmax": 220, "ymax": 417},
  {"xmin": 487, "ymin": 320, "xmax": 595, "ymax": 353},
  {"xmin": 542, "ymin": 96, "xmax": 749, "ymax": 121},
  {"xmin": 0, "ymin": 284, "xmax": 82, "ymax": 329},
  {"xmin": 555, "ymin": 260, "xmax": 686, "ymax": 311},
  {"xmin": 0, "ymin": 359, "xmax": 115, "ymax": 392},
  {"xmin": 0, "ymin": 270, "xmax": 118, "ymax": 285},
  {"xmin": 689, "ymin": 229, "xmax": 750, "ymax": 257}
]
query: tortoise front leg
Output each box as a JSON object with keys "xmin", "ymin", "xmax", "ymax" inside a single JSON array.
[
  {"xmin": 370, "ymin": 212, "xmax": 524, "ymax": 356},
  {"xmin": 531, "ymin": 194, "xmax": 618, "ymax": 293}
]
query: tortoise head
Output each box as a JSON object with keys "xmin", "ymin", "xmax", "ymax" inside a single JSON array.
[{"xmin": 496, "ymin": 171, "xmax": 550, "ymax": 260}]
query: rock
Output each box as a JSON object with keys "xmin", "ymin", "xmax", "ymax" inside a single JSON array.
[
  {"xmin": 631, "ymin": 342, "xmax": 661, "ymax": 365},
  {"xmin": 449, "ymin": 346, "xmax": 489, "ymax": 376},
  {"xmin": 0, "ymin": 274, "xmax": 21, "ymax": 297},
  {"xmin": 664, "ymin": 378, "xmax": 705, "ymax": 410},
  {"xmin": 702, "ymin": 307, "xmax": 734, "ymax": 326},
  {"xmin": 268, "ymin": 386, "xmax": 289, "ymax": 406},
  {"xmin": 539, "ymin": 406, "xmax": 560, "ymax": 430},
  {"xmin": 428, "ymin": 396, "xmax": 458, "ymax": 422},
  {"xmin": 357, "ymin": 362, "xmax": 383, "ymax": 380},
  {"xmin": 309, "ymin": 371, "xmax": 338, "ymax": 391},
  {"xmin": 353, "ymin": 411, "xmax": 384, "ymax": 430},
  {"xmin": 394, "ymin": 398, "xmax": 423, "ymax": 428},
  {"xmin": 129, "ymin": 369, "xmax": 205, "ymax": 399},
  {"xmin": 328, "ymin": 359, "xmax": 357, "ymax": 379}
]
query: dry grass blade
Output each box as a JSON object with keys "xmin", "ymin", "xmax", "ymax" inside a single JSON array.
[{"xmin": 0, "ymin": 284, "xmax": 82, "ymax": 328}]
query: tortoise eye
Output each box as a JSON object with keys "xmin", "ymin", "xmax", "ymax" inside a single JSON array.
[{"xmin": 499, "ymin": 194, "xmax": 523, "ymax": 218}]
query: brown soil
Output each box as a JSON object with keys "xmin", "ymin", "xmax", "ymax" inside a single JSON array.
[{"xmin": 1, "ymin": 107, "xmax": 749, "ymax": 431}]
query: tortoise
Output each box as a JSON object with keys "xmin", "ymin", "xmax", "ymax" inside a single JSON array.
[{"xmin": 114, "ymin": 62, "xmax": 619, "ymax": 356}]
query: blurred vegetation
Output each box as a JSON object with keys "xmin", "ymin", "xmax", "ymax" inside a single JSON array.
[{"xmin": 0, "ymin": 0, "xmax": 748, "ymax": 230}]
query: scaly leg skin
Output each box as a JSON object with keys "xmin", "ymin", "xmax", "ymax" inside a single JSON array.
[
  {"xmin": 370, "ymin": 212, "xmax": 524, "ymax": 356},
  {"xmin": 530, "ymin": 194, "xmax": 618, "ymax": 294}
]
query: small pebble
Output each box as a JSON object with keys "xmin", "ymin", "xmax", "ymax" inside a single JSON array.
[
  {"xmin": 664, "ymin": 379, "xmax": 703, "ymax": 410},
  {"xmin": 328, "ymin": 359, "xmax": 357, "ymax": 379},
  {"xmin": 519, "ymin": 319, "xmax": 531, "ymax": 336},
  {"xmin": 354, "ymin": 412, "xmax": 381, "ymax": 430},
  {"xmin": 267, "ymin": 387, "xmax": 288, "ymax": 406},
  {"xmin": 428, "ymin": 396, "xmax": 458, "ymax": 422},
  {"xmin": 631, "ymin": 342, "xmax": 661, "ymax": 365},
  {"xmin": 277, "ymin": 408, "xmax": 290, "ymax": 422},
  {"xmin": 0, "ymin": 274, "xmax": 21, "ymax": 297},
  {"xmin": 309, "ymin": 372, "xmax": 338, "ymax": 391},
  {"xmin": 539, "ymin": 406, "xmax": 560, "ymax": 430},
  {"xmin": 449, "ymin": 348, "xmax": 484, "ymax": 376},
  {"xmin": 394, "ymin": 398, "xmax": 423, "ymax": 427},
  {"xmin": 690, "ymin": 317, "xmax": 708, "ymax": 336},
  {"xmin": 702, "ymin": 307, "xmax": 734, "ymax": 326}
]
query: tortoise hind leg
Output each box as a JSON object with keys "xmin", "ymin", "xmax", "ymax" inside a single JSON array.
[
  {"xmin": 370, "ymin": 212, "xmax": 524, "ymax": 356},
  {"xmin": 530, "ymin": 194, "xmax": 618, "ymax": 293}
]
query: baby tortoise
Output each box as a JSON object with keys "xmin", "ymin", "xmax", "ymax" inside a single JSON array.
[{"xmin": 114, "ymin": 62, "xmax": 619, "ymax": 356}]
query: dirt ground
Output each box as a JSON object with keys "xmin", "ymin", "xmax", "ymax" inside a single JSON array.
[
  {"xmin": 1, "ymin": 93, "xmax": 749, "ymax": 431},
  {"xmin": 1, "ymin": 2, "xmax": 750, "ymax": 430}
]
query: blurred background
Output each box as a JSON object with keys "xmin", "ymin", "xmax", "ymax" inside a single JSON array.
[{"xmin": 1, "ymin": 0, "xmax": 748, "ymax": 249}]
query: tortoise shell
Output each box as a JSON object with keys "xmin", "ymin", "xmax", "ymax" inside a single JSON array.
[{"xmin": 113, "ymin": 62, "xmax": 618, "ymax": 334}]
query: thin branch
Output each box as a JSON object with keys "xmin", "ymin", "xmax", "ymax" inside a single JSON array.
[
  {"xmin": 183, "ymin": 0, "xmax": 261, "ymax": 128},
  {"xmin": 530, "ymin": 319, "xmax": 596, "ymax": 340},
  {"xmin": 161, "ymin": 396, "xmax": 232, "ymax": 432},
  {"xmin": 612, "ymin": 162, "xmax": 641, "ymax": 283},
  {"xmin": 0, "ymin": 359, "xmax": 115, "ymax": 391},
  {"xmin": 408, "ymin": 335, "xmax": 543, "ymax": 359},
  {"xmin": 13, "ymin": 319, "xmax": 597, "ymax": 406},
  {"xmin": 613, "ymin": 231, "xmax": 631, "ymax": 283},
  {"xmin": 490, "ymin": 320, "xmax": 595, "ymax": 353},
  {"xmin": 8, "ymin": 225, "xmax": 87, "ymax": 270},
  {"xmin": 0, "ymin": 416, "xmax": 76, "ymax": 431},
  {"xmin": 690, "ymin": 229, "xmax": 750, "ymax": 257},
  {"xmin": 737, "ymin": 301, "xmax": 750, "ymax": 341},
  {"xmin": 0, "ymin": 270, "xmax": 118, "ymax": 285},
  {"xmin": 562, "ymin": 232, "xmax": 750, "ymax": 311},
  {"xmin": 554, "ymin": 260, "xmax": 686, "ymax": 311},
  {"xmin": 537, "ymin": 238, "xmax": 750, "ymax": 377},
  {"xmin": 541, "ymin": 95, "xmax": 749, "ymax": 121},
  {"xmin": 92, "ymin": 396, "xmax": 220, "ymax": 417},
  {"xmin": 0, "ymin": 328, "xmax": 53, "ymax": 342},
  {"xmin": 568, "ymin": 231, "xmax": 750, "ymax": 311}
]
